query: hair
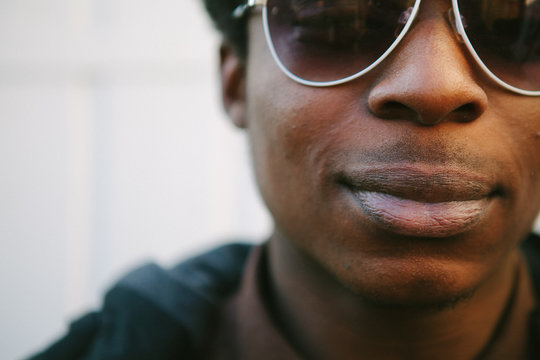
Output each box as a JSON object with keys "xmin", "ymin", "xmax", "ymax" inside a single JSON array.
[{"xmin": 202, "ymin": 0, "xmax": 249, "ymax": 59}]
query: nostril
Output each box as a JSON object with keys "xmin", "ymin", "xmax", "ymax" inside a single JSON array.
[
  {"xmin": 371, "ymin": 98, "xmax": 484, "ymax": 125},
  {"xmin": 456, "ymin": 103, "xmax": 475, "ymax": 113},
  {"xmin": 454, "ymin": 103, "xmax": 480, "ymax": 123},
  {"xmin": 373, "ymin": 101, "xmax": 414, "ymax": 120}
]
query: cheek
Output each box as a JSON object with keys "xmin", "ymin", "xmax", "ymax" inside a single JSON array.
[
  {"xmin": 245, "ymin": 86, "xmax": 332, "ymax": 215},
  {"xmin": 482, "ymin": 97, "xmax": 540, "ymax": 243},
  {"xmin": 243, "ymin": 72, "xmax": 364, "ymax": 246}
]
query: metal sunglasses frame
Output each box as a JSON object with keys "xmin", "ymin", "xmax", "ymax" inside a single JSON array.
[{"xmin": 234, "ymin": 0, "xmax": 540, "ymax": 96}]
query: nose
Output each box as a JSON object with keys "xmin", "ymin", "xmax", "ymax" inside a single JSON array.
[{"xmin": 367, "ymin": 14, "xmax": 488, "ymax": 126}]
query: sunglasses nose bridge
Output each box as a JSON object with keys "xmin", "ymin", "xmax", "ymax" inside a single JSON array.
[
  {"xmin": 403, "ymin": 2, "xmax": 466, "ymax": 46},
  {"xmin": 446, "ymin": 8, "xmax": 466, "ymax": 44}
]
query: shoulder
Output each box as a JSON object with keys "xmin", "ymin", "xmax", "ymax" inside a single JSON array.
[
  {"xmin": 522, "ymin": 232, "xmax": 540, "ymax": 295},
  {"xmin": 521, "ymin": 233, "xmax": 540, "ymax": 359},
  {"xmin": 28, "ymin": 243, "xmax": 253, "ymax": 360}
]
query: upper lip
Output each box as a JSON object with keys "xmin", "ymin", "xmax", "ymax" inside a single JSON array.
[{"xmin": 337, "ymin": 164, "xmax": 497, "ymax": 203}]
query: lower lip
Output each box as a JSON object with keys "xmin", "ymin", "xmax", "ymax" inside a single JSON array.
[{"xmin": 354, "ymin": 192, "xmax": 491, "ymax": 238}]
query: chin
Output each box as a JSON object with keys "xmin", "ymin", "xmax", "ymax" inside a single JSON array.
[
  {"xmin": 350, "ymin": 279, "xmax": 477, "ymax": 311},
  {"xmin": 331, "ymin": 256, "xmax": 486, "ymax": 311}
]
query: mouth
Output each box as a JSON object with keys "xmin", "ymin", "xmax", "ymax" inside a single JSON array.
[{"xmin": 339, "ymin": 164, "xmax": 500, "ymax": 238}]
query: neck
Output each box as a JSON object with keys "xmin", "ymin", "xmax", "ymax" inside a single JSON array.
[{"xmin": 266, "ymin": 235, "xmax": 520, "ymax": 360}]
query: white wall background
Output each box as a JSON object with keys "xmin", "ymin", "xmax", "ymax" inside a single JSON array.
[
  {"xmin": 1, "ymin": 1, "xmax": 539, "ymax": 359},
  {"xmin": 0, "ymin": 1, "xmax": 271, "ymax": 359}
]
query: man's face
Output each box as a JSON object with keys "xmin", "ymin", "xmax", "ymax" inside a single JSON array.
[{"xmin": 236, "ymin": 0, "xmax": 540, "ymax": 305}]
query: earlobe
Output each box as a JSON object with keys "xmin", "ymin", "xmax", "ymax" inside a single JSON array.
[{"xmin": 220, "ymin": 44, "xmax": 247, "ymax": 128}]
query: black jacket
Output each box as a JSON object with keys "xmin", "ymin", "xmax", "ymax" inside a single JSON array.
[{"xmin": 29, "ymin": 234, "xmax": 540, "ymax": 360}]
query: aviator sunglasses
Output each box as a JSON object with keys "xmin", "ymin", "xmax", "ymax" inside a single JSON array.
[{"xmin": 234, "ymin": 0, "xmax": 540, "ymax": 96}]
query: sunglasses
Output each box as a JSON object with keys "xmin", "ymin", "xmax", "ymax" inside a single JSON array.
[{"xmin": 234, "ymin": 0, "xmax": 540, "ymax": 96}]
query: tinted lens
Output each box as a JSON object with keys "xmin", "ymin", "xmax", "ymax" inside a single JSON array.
[
  {"xmin": 458, "ymin": 0, "xmax": 540, "ymax": 92},
  {"xmin": 265, "ymin": 0, "xmax": 417, "ymax": 83}
]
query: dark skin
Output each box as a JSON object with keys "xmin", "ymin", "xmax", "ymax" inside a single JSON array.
[{"xmin": 221, "ymin": 0, "xmax": 540, "ymax": 359}]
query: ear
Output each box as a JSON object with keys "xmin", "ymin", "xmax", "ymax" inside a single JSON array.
[{"xmin": 220, "ymin": 44, "xmax": 247, "ymax": 128}]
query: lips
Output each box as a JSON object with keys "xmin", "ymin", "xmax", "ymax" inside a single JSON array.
[{"xmin": 339, "ymin": 164, "xmax": 498, "ymax": 237}]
